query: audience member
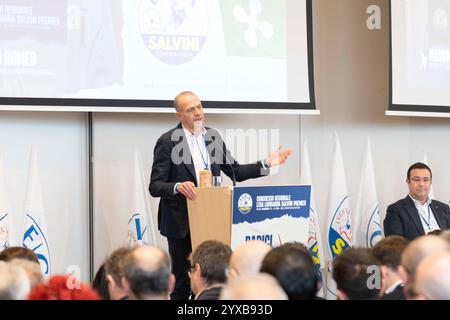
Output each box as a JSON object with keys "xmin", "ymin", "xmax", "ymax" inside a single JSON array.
[
  {"xmin": 228, "ymin": 241, "xmax": 271, "ymax": 281},
  {"xmin": 9, "ymin": 258, "xmax": 43, "ymax": 288},
  {"xmin": 0, "ymin": 246, "xmax": 39, "ymax": 263},
  {"xmin": 28, "ymin": 275, "xmax": 99, "ymax": 300},
  {"xmin": 220, "ymin": 273, "xmax": 288, "ymax": 300},
  {"xmin": 260, "ymin": 242, "xmax": 318, "ymax": 300},
  {"xmin": 122, "ymin": 245, "xmax": 174, "ymax": 300},
  {"xmin": 0, "ymin": 261, "xmax": 30, "ymax": 300},
  {"xmin": 440, "ymin": 229, "xmax": 450, "ymax": 245},
  {"xmin": 333, "ymin": 248, "xmax": 380, "ymax": 300},
  {"xmin": 372, "ymin": 236, "xmax": 409, "ymax": 300},
  {"xmin": 399, "ymin": 234, "xmax": 449, "ymax": 299},
  {"xmin": 414, "ymin": 252, "xmax": 450, "ymax": 300},
  {"xmin": 104, "ymin": 247, "xmax": 132, "ymax": 300},
  {"xmin": 92, "ymin": 263, "xmax": 110, "ymax": 300},
  {"xmin": 190, "ymin": 240, "xmax": 232, "ymax": 300}
]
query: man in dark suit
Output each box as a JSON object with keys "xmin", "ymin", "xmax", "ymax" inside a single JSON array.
[
  {"xmin": 149, "ymin": 91, "xmax": 292, "ymax": 299},
  {"xmin": 372, "ymin": 236, "xmax": 410, "ymax": 300},
  {"xmin": 384, "ymin": 162, "xmax": 450, "ymax": 241}
]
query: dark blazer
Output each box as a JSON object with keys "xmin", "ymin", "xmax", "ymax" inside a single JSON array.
[
  {"xmin": 149, "ymin": 123, "xmax": 268, "ymax": 239},
  {"xmin": 383, "ymin": 195, "xmax": 450, "ymax": 241},
  {"xmin": 380, "ymin": 285, "xmax": 405, "ymax": 300},
  {"xmin": 195, "ymin": 286, "xmax": 223, "ymax": 300}
]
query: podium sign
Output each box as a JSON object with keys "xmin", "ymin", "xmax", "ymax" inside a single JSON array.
[{"xmin": 231, "ymin": 185, "xmax": 311, "ymax": 249}]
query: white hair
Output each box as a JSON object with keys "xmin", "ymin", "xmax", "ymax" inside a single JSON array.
[{"xmin": 0, "ymin": 261, "xmax": 31, "ymax": 300}]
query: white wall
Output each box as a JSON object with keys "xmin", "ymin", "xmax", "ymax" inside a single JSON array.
[{"xmin": 0, "ymin": 111, "xmax": 89, "ymax": 280}]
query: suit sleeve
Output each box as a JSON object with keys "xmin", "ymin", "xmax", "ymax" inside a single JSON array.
[
  {"xmin": 149, "ymin": 136, "xmax": 177, "ymax": 198},
  {"xmin": 219, "ymin": 140, "xmax": 269, "ymax": 182},
  {"xmin": 443, "ymin": 204, "xmax": 450, "ymax": 229},
  {"xmin": 383, "ymin": 205, "xmax": 404, "ymax": 237}
]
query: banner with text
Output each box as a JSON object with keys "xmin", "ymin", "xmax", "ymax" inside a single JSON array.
[{"xmin": 231, "ymin": 185, "xmax": 310, "ymax": 249}]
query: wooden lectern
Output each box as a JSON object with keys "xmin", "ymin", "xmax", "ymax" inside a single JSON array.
[{"xmin": 186, "ymin": 186, "xmax": 233, "ymax": 253}]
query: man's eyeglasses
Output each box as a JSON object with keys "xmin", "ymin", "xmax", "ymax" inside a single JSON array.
[{"xmin": 409, "ymin": 177, "xmax": 431, "ymax": 183}]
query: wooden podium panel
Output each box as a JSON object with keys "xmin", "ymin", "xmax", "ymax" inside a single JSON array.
[{"xmin": 187, "ymin": 186, "xmax": 233, "ymax": 252}]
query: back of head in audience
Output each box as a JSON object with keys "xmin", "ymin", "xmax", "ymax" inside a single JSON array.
[
  {"xmin": 399, "ymin": 234, "xmax": 449, "ymax": 299},
  {"xmin": 228, "ymin": 240, "xmax": 271, "ymax": 281},
  {"xmin": 0, "ymin": 246, "xmax": 39, "ymax": 263},
  {"xmin": 372, "ymin": 236, "xmax": 409, "ymax": 296},
  {"xmin": 92, "ymin": 263, "xmax": 110, "ymax": 300},
  {"xmin": 220, "ymin": 273, "xmax": 288, "ymax": 300},
  {"xmin": 260, "ymin": 242, "xmax": 318, "ymax": 300},
  {"xmin": 190, "ymin": 240, "xmax": 232, "ymax": 299},
  {"xmin": 122, "ymin": 245, "xmax": 174, "ymax": 300},
  {"xmin": 333, "ymin": 248, "xmax": 380, "ymax": 300},
  {"xmin": 414, "ymin": 252, "xmax": 450, "ymax": 300},
  {"xmin": 9, "ymin": 258, "xmax": 43, "ymax": 288},
  {"xmin": 104, "ymin": 247, "xmax": 132, "ymax": 300},
  {"xmin": 28, "ymin": 275, "xmax": 99, "ymax": 300},
  {"xmin": 0, "ymin": 261, "xmax": 31, "ymax": 300},
  {"xmin": 440, "ymin": 230, "xmax": 450, "ymax": 245}
]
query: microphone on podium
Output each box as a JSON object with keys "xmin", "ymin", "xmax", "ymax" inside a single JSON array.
[{"xmin": 204, "ymin": 133, "xmax": 236, "ymax": 187}]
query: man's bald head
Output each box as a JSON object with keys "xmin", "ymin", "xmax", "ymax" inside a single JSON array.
[
  {"xmin": 173, "ymin": 91, "xmax": 198, "ymax": 112},
  {"xmin": 220, "ymin": 273, "xmax": 288, "ymax": 300},
  {"xmin": 228, "ymin": 241, "xmax": 272, "ymax": 280},
  {"xmin": 400, "ymin": 235, "xmax": 449, "ymax": 299},
  {"xmin": 401, "ymin": 235, "xmax": 449, "ymax": 277},
  {"xmin": 131, "ymin": 246, "xmax": 169, "ymax": 272},
  {"xmin": 123, "ymin": 245, "xmax": 172, "ymax": 300},
  {"xmin": 415, "ymin": 252, "xmax": 450, "ymax": 300}
]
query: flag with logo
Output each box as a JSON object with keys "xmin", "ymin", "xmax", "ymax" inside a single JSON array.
[
  {"xmin": 300, "ymin": 138, "xmax": 325, "ymax": 297},
  {"xmin": 325, "ymin": 133, "xmax": 353, "ymax": 299},
  {"xmin": 353, "ymin": 138, "xmax": 381, "ymax": 248},
  {"xmin": 423, "ymin": 152, "xmax": 434, "ymax": 199},
  {"xmin": 127, "ymin": 149, "xmax": 157, "ymax": 246},
  {"xmin": 0, "ymin": 148, "xmax": 14, "ymax": 251},
  {"xmin": 219, "ymin": 0, "xmax": 286, "ymax": 58},
  {"xmin": 22, "ymin": 147, "xmax": 51, "ymax": 276}
]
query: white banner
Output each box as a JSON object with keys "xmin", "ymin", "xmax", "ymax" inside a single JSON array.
[
  {"xmin": 0, "ymin": 147, "xmax": 13, "ymax": 251},
  {"xmin": 354, "ymin": 138, "xmax": 381, "ymax": 248},
  {"xmin": 325, "ymin": 133, "xmax": 353, "ymax": 299},
  {"xmin": 300, "ymin": 138, "xmax": 325, "ymax": 297},
  {"xmin": 22, "ymin": 147, "xmax": 51, "ymax": 276},
  {"xmin": 127, "ymin": 149, "xmax": 157, "ymax": 246}
]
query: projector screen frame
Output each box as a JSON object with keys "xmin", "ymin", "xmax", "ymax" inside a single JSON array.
[
  {"xmin": 0, "ymin": 0, "xmax": 317, "ymax": 114},
  {"xmin": 388, "ymin": 0, "xmax": 450, "ymax": 116}
]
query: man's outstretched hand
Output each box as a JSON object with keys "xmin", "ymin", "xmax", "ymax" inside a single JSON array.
[{"xmin": 266, "ymin": 145, "xmax": 293, "ymax": 167}]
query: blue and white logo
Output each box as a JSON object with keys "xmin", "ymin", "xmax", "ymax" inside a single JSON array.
[
  {"xmin": 127, "ymin": 213, "xmax": 149, "ymax": 245},
  {"xmin": 238, "ymin": 193, "xmax": 253, "ymax": 214},
  {"xmin": 328, "ymin": 196, "xmax": 352, "ymax": 258},
  {"xmin": 365, "ymin": 205, "xmax": 382, "ymax": 248},
  {"xmin": 23, "ymin": 213, "xmax": 51, "ymax": 276},
  {"xmin": 0, "ymin": 213, "xmax": 10, "ymax": 250},
  {"xmin": 138, "ymin": 0, "xmax": 209, "ymax": 65}
]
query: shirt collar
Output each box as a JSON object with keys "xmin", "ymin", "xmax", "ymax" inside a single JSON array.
[
  {"xmin": 182, "ymin": 124, "xmax": 206, "ymax": 139},
  {"xmin": 409, "ymin": 194, "xmax": 431, "ymax": 207},
  {"xmin": 385, "ymin": 280, "xmax": 403, "ymax": 294}
]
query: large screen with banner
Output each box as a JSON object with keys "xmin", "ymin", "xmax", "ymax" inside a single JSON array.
[
  {"xmin": 390, "ymin": 0, "xmax": 450, "ymax": 114},
  {"xmin": 0, "ymin": 0, "xmax": 315, "ymax": 112}
]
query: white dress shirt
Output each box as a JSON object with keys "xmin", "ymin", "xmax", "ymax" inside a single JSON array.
[
  {"xmin": 409, "ymin": 195, "xmax": 441, "ymax": 234},
  {"xmin": 182, "ymin": 126, "xmax": 210, "ymax": 185}
]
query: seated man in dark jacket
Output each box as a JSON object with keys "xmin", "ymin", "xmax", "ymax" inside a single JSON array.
[
  {"xmin": 189, "ymin": 240, "xmax": 232, "ymax": 300},
  {"xmin": 384, "ymin": 162, "xmax": 450, "ymax": 241}
]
